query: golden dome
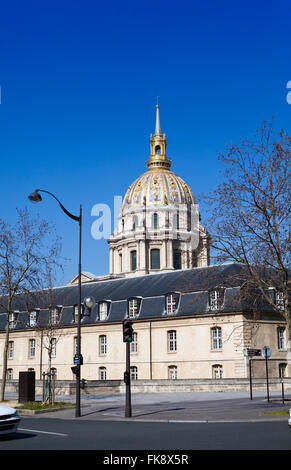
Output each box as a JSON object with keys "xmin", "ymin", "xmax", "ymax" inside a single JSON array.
[
  {"xmin": 123, "ymin": 101, "xmax": 195, "ymax": 207},
  {"xmin": 123, "ymin": 169, "xmax": 195, "ymax": 206}
]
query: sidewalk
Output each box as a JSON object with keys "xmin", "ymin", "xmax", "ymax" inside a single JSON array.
[{"xmin": 3, "ymin": 391, "xmax": 291, "ymax": 423}]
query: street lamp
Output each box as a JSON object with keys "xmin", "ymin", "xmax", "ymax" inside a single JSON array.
[{"xmin": 28, "ymin": 189, "xmax": 83, "ymax": 417}]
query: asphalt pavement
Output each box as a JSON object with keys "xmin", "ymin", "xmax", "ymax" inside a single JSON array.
[{"xmin": 5, "ymin": 390, "xmax": 291, "ymax": 423}]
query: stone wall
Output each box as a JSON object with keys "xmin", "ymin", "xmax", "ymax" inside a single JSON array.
[{"xmin": 3, "ymin": 378, "xmax": 291, "ymax": 396}]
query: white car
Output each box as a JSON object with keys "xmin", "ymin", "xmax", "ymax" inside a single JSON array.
[
  {"xmin": 288, "ymin": 409, "xmax": 291, "ymax": 427},
  {"xmin": 0, "ymin": 404, "xmax": 21, "ymax": 436}
]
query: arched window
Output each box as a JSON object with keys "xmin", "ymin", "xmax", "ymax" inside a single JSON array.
[
  {"xmin": 155, "ymin": 145, "xmax": 161, "ymax": 155},
  {"xmin": 152, "ymin": 213, "xmax": 159, "ymax": 229},
  {"xmin": 99, "ymin": 367, "xmax": 107, "ymax": 380},
  {"xmin": 168, "ymin": 365, "xmax": 177, "ymax": 380},
  {"xmin": 212, "ymin": 364, "xmax": 223, "ymax": 379},
  {"xmin": 130, "ymin": 366, "xmax": 138, "ymax": 380},
  {"xmin": 150, "ymin": 248, "xmax": 160, "ymax": 270}
]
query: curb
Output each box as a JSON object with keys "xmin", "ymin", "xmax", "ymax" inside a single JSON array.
[{"xmin": 17, "ymin": 406, "xmax": 76, "ymax": 416}]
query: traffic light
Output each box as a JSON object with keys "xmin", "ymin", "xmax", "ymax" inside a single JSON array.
[
  {"xmin": 123, "ymin": 319, "xmax": 133, "ymax": 342},
  {"xmin": 71, "ymin": 365, "xmax": 80, "ymax": 375},
  {"xmin": 124, "ymin": 371, "xmax": 130, "ymax": 384}
]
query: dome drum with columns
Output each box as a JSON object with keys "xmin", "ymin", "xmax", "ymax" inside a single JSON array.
[{"xmin": 108, "ymin": 102, "xmax": 210, "ymax": 277}]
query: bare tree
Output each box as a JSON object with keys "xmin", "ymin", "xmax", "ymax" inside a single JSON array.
[
  {"xmin": 0, "ymin": 208, "xmax": 62, "ymax": 401},
  {"xmin": 200, "ymin": 121, "xmax": 291, "ymax": 368}
]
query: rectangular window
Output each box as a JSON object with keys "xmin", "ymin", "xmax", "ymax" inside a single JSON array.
[
  {"xmin": 99, "ymin": 335, "xmax": 107, "ymax": 355},
  {"xmin": 130, "ymin": 332, "xmax": 138, "ymax": 353},
  {"xmin": 7, "ymin": 369, "xmax": 13, "ymax": 380},
  {"xmin": 211, "ymin": 327, "xmax": 222, "ymax": 350},
  {"xmin": 150, "ymin": 249, "xmax": 160, "ymax": 270},
  {"xmin": 8, "ymin": 341, "xmax": 14, "ymax": 359},
  {"xmin": 168, "ymin": 330, "xmax": 177, "ymax": 352},
  {"xmin": 74, "ymin": 336, "xmax": 78, "ymax": 355},
  {"xmin": 131, "ymin": 250, "xmax": 137, "ymax": 271},
  {"xmin": 173, "ymin": 251, "xmax": 181, "ymax": 270},
  {"xmin": 277, "ymin": 327, "xmax": 285, "ymax": 350},
  {"xmin": 51, "ymin": 338, "xmax": 57, "ymax": 357},
  {"xmin": 29, "ymin": 339, "xmax": 36, "ymax": 358}
]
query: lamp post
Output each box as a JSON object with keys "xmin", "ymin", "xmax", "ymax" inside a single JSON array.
[{"xmin": 28, "ymin": 189, "xmax": 83, "ymax": 417}]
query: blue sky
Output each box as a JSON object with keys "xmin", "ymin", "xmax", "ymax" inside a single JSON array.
[{"xmin": 0, "ymin": 0, "xmax": 290, "ymax": 285}]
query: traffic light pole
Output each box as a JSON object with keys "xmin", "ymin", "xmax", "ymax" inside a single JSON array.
[{"xmin": 125, "ymin": 341, "xmax": 132, "ymax": 418}]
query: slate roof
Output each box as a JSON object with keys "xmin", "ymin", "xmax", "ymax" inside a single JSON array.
[{"xmin": 0, "ymin": 263, "xmax": 281, "ymax": 330}]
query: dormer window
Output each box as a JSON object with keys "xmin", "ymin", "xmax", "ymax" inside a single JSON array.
[
  {"xmin": 9, "ymin": 311, "xmax": 18, "ymax": 329},
  {"xmin": 276, "ymin": 291, "xmax": 285, "ymax": 310},
  {"xmin": 209, "ymin": 289, "xmax": 225, "ymax": 311},
  {"xmin": 99, "ymin": 301, "xmax": 110, "ymax": 321},
  {"xmin": 29, "ymin": 309, "xmax": 40, "ymax": 327},
  {"xmin": 50, "ymin": 306, "xmax": 62, "ymax": 325},
  {"xmin": 268, "ymin": 288, "xmax": 285, "ymax": 310},
  {"xmin": 166, "ymin": 293, "xmax": 180, "ymax": 315},
  {"xmin": 128, "ymin": 297, "xmax": 141, "ymax": 318}
]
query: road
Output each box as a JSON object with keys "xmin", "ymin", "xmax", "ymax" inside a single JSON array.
[{"xmin": 1, "ymin": 417, "xmax": 291, "ymax": 451}]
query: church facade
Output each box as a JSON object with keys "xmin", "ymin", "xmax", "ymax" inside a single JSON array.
[{"xmin": 0, "ymin": 105, "xmax": 288, "ymax": 384}]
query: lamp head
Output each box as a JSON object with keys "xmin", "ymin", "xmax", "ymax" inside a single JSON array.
[
  {"xmin": 84, "ymin": 296, "xmax": 96, "ymax": 310},
  {"xmin": 28, "ymin": 190, "xmax": 42, "ymax": 203}
]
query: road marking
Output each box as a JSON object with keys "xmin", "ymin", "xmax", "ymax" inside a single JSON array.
[{"xmin": 18, "ymin": 427, "xmax": 68, "ymax": 437}]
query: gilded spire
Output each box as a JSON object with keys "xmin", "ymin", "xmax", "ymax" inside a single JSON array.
[
  {"xmin": 146, "ymin": 99, "xmax": 172, "ymax": 170},
  {"xmin": 155, "ymin": 96, "xmax": 161, "ymax": 136}
]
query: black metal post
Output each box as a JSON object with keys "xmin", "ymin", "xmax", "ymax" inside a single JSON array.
[
  {"xmin": 76, "ymin": 205, "xmax": 82, "ymax": 417},
  {"xmin": 249, "ymin": 359, "xmax": 253, "ymax": 400},
  {"xmin": 265, "ymin": 355, "xmax": 270, "ymax": 402},
  {"xmin": 28, "ymin": 189, "xmax": 82, "ymax": 417},
  {"xmin": 125, "ymin": 341, "xmax": 132, "ymax": 417},
  {"xmin": 281, "ymin": 379, "xmax": 285, "ymax": 405}
]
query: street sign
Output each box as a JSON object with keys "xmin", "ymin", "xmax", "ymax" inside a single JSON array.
[
  {"xmin": 262, "ymin": 346, "xmax": 271, "ymax": 358},
  {"xmin": 244, "ymin": 348, "xmax": 262, "ymax": 357},
  {"xmin": 74, "ymin": 354, "xmax": 83, "ymax": 365}
]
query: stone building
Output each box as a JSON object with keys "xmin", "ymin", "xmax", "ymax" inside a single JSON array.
[{"xmin": 0, "ymin": 104, "xmax": 288, "ymax": 385}]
